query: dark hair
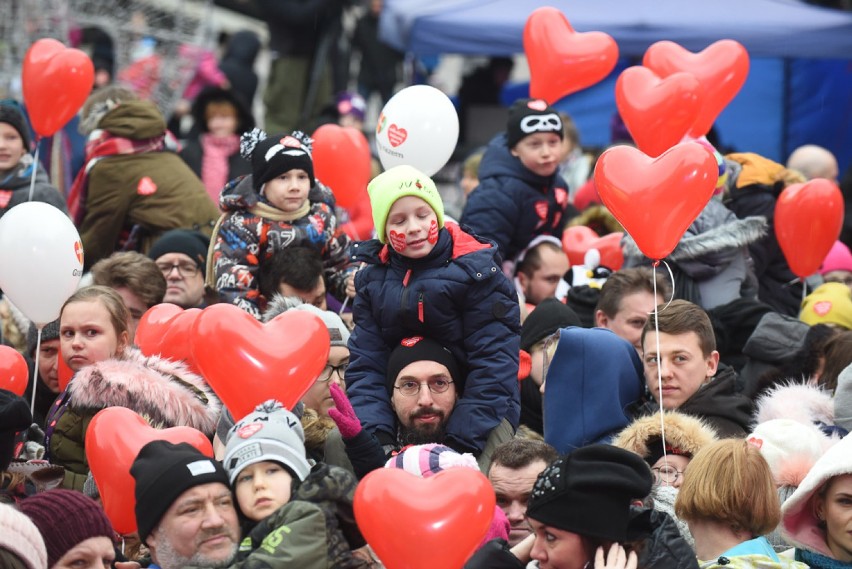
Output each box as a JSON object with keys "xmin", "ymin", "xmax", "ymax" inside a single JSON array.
[
  {"xmin": 641, "ymin": 299, "xmax": 716, "ymax": 357},
  {"xmin": 517, "ymin": 241, "xmax": 564, "ymax": 277},
  {"xmin": 489, "ymin": 438, "xmax": 558, "ymax": 471},
  {"xmin": 596, "ymin": 267, "xmax": 670, "ymax": 318},
  {"xmin": 91, "ymin": 251, "xmax": 167, "ymax": 308},
  {"xmin": 258, "ymin": 246, "xmax": 324, "ymax": 300},
  {"xmin": 819, "ymin": 331, "xmax": 852, "ymax": 392}
]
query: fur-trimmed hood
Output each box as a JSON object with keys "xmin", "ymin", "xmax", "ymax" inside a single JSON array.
[
  {"xmin": 753, "ymin": 382, "xmax": 835, "ymax": 431},
  {"xmin": 67, "ymin": 348, "xmax": 221, "ymax": 437},
  {"xmin": 613, "ymin": 411, "xmax": 718, "ymax": 463}
]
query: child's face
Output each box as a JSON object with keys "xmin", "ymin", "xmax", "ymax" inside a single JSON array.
[
  {"xmin": 263, "ymin": 169, "xmax": 311, "ymax": 213},
  {"xmin": 460, "ymin": 172, "xmax": 479, "ymax": 196},
  {"xmin": 60, "ymin": 299, "xmax": 128, "ymax": 372},
  {"xmin": 511, "ymin": 132, "xmax": 562, "ymax": 177},
  {"xmin": 385, "ymin": 195, "xmax": 439, "ymax": 259},
  {"xmin": 234, "ymin": 461, "xmax": 293, "ymax": 522}
]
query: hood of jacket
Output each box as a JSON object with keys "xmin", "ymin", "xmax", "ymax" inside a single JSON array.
[
  {"xmin": 67, "ymin": 348, "xmax": 221, "ymax": 437},
  {"xmin": 477, "ymin": 133, "xmax": 557, "ymax": 189},
  {"xmin": 743, "ymin": 312, "xmax": 810, "ymax": 362},
  {"xmin": 98, "ymin": 100, "xmax": 167, "ymax": 140},
  {"xmin": 754, "ymin": 382, "xmax": 835, "ymax": 430},
  {"xmin": 677, "ymin": 366, "xmax": 752, "ymax": 438},
  {"xmin": 781, "ymin": 433, "xmax": 852, "ymax": 557},
  {"xmin": 612, "ymin": 411, "xmax": 718, "ymax": 463},
  {"xmin": 544, "ymin": 327, "xmax": 644, "ymax": 453}
]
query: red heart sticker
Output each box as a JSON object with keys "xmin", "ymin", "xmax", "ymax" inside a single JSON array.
[
  {"xmin": 388, "ymin": 124, "xmax": 408, "ymax": 147},
  {"xmin": 237, "ymin": 423, "xmax": 263, "ymax": 439},
  {"xmin": 388, "ymin": 230, "xmax": 407, "ymax": 252},
  {"xmin": 0, "ymin": 190, "xmax": 12, "ymax": 208},
  {"xmin": 427, "ymin": 219, "xmax": 439, "ymax": 245},
  {"xmin": 401, "ymin": 337, "xmax": 423, "ymax": 347},
  {"xmin": 137, "ymin": 176, "xmax": 157, "ymax": 196},
  {"xmin": 813, "ymin": 301, "xmax": 833, "ymax": 317},
  {"xmin": 528, "ymin": 99, "xmax": 548, "ymax": 111},
  {"xmin": 747, "ymin": 436, "xmax": 764, "ymax": 449},
  {"xmin": 534, "ymin": 201, "xmax": 548, "ymax": 221},
  {"xmin": 74, "ymin": 240, "xmax": 84, "ymax": 265},
  {"xmin": 280, "ymin": 136, "xmax": 301, "ymax": 148}
]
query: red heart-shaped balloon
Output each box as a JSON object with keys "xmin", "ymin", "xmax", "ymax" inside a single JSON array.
[
  {"xmin": 86, "ymin": 406, "xmax": 213, "ymax": 534},
  {"xmin": 562, "ymin": 226, "xmax": 625, "ymax": 270},
  {"xmin": 312, "ymin": 124, "xmax": 372, "ymax": 210},
  {"xmin": 615, "ymin": 66, "xmax": 704, "ymax": 157},
  {"xmin": 191, "ymin": 304, "xmax": 330, "ymax": 421},
  {"xmin": 594, "ymin": 143, "xmax": 718, "ymax": 261},
  {"xmin": 136, "ymin": 304, "xmax": 202, "ymax": 374},
  {"xmin": 22, "ymin": 39, "xmax": 95, "ymax": 138},
  {"xmin": 524, "ymin": 7, "xmax": 619, "ymax": 103},
  {"xmin": 643, "ymin": 39, "xmax": 749, "ymax": 137},
  {"xmin": 354, "ymin": 468, "xmax": 495, "ymax": 569},
  {"xmin": 0, "ymin": 345, "xmax": 29, "ymax": 396},
  {"xmin": 775, "ymin": 179, "xmax": 844, "ymax": 278}
]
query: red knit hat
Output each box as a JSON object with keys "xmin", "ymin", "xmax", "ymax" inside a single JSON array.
[{"xmin": 19, "ymin": 489, "xmax": 114, "ymax": 567}]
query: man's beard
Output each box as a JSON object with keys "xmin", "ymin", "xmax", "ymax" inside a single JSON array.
[
  {"xmin": 398, "ymin": 408, "xmax": 448, "ymax": 446},
  {"xmin": 153, "ymin": 528, "xmax": 238, "ymax": 569}
]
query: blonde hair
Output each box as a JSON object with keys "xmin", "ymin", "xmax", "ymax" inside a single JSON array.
[
  {"xmin": 675, "ymin": 439, "xmax": 780, "ymax": 536},
  {"xmin": 60, "ymin": 285, "xmax": 131, "ymax": 341}
]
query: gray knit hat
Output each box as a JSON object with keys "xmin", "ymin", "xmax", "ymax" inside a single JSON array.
[
  {"xmin": 262, "ymin": 295, "xmax": 350, "ymax": 348},
  {"xmin": 27, "ymin": 320, "xmax": 60, "ymax": 356},
  {"xmin": 223, "ymin": 400, "xmax": 311, "ymax": 484}
]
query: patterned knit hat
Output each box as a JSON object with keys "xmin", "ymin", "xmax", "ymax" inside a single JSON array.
[
  {"xmin": 0, "ymin": 503, "xmax": 47, "ymax": 569},
  {"xmin": 240, "ymin": 128, "xmax": 315, "ymax": 191},
  {"xmin": 367, "ymin": 165, "xmax": 445, "ymax": 244},
  {"xmin": 799, "ymin": 282, "xmax": 852, "ymax": 329},
  {"xmin": 18, "ymin": 489, "xmax": 114, "ymax": 568},
  {"xmin": 384, "ymin": 443, "xmax": 478, "ymax": 476},
  {"xmin": 506, "ymin": 98, "xmax": 563, "ymax": 148}
]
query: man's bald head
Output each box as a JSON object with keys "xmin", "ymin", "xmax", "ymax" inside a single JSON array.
[{"xmin": 787, "ymin": 145, "xmax": 839, "ymax": 182}]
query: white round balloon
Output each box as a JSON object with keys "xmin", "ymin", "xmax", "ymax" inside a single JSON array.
[
  {"xmin": 0, "ymin": 202, "xmax": 84, "ymax": 326},
  {"xmin": 375, "ymin": 85, "xmax": 460, "ymax": 176}
]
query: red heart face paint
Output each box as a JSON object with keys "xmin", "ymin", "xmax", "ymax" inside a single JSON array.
[
  {"xmin": 389, "ymin": 230, "xmax": 407, "ymax": 252},
  {"xmin": 427, "ymin": 220, "xmax": 439, "ymax": 244}
]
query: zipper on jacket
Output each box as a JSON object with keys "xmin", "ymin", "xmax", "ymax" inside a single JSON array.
[{"xmin": 418, "ymin": 293, "xmax": 424, "ymax": 323}]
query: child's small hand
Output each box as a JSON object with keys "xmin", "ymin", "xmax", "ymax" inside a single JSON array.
[
  {"xmin": 327, "ymin": 382, "xmax": 363, "ymax": 439},
  {"xmin": 345, "ymin": 272, "xmax": 357, "ymax": 298},
  {"xmin": 595, "ymin": 544, "xmax": 637, "ymax": 569}
]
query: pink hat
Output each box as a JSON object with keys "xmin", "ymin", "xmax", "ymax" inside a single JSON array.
[{"xmin": 820, "ymin": 241, "xmax": 852, "ymax": 275}]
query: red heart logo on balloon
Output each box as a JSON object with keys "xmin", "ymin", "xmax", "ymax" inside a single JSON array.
[
  {"xmin": 643, "ymin": 39, "xmax": 749, "ymax": 137},
  {"xmin": 387, "ymin": 124, "xmax": 408, "ymax": 147},
  {"xmin": 191, "ymin": 304, "xmax": 329, "ymax": 421},
  {"xmin": 0, "ymin": 345, "xmax": 29, "ymax": 396},
  {"xmin": 312, "ymin": 124, "xmax": 372, "ymax": 211},
  {"xmin": 22, "ymin": 39, "xmax": 95, "ymax": 138},
  {"xmin": 775, "ymin": 178, "xmax": 844, "ymax": 278},
  {"xmin": 136, "ymin": 304, "xmax": 202, "ymax": 374},
  {"xmin": 594, "ymin": 142, "xmax": 719, "ymax": 261},
  {"xmin": 615, "ymin": 66, "xmax": 704, "ymax": 157},
  {"xmin": 524, "ymin": 7, "xmax": 619, "ymax": 103},
  {"xmin": 355, "ymin": 468, "xmax": 495, "ymax": 569},
  {"xmin": 562, "ymin": 226, "xmax": 625, "ymax": 270},
  {"xmin": 85, "ymin": 406, "xmax": 213, "ymax": 534}
]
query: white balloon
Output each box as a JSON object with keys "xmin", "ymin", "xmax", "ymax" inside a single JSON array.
[
  {"xmin": 375, "ymin": 85, "xmax": 459, "ymax": 176},
  {"xmin": 0, "ymin": 202, "xmax": 83, "ymax": 326}
]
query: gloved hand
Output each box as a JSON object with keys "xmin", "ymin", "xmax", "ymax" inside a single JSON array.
[{"xmin": 327, "ymin": 383, "xmax": 363, "ymax": 440}]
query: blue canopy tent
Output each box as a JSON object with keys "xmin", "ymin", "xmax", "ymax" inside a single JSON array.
[{"xmin": 381, "ymin": 0, "xmax": 852, "ymax": 171}]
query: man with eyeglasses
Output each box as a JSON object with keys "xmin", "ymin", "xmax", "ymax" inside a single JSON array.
[{"xmin": 149, "ymin": 229, "xmax": 214, "ymax": 309}]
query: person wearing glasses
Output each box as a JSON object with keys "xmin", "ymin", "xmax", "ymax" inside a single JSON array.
[{"xmin": 148, "ymin": 229, "xmax": 216, "ymax": 309}]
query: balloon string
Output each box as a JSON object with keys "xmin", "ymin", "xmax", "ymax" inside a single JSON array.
[
  {"xmin": 652, "ymin": 262, "xmax": 668, "ymax": 475},
  {"xmin": 28, "ymin": 144, "xmax": 40, "ymax": 202},
  {"xmin": 31, "ymin": 328, "xmax": 42, "ymax": 416},
  {"xmin": 802, "ymin": 280, "xmax": 807, "ymax": 304},
  {"xmin": 339, "ymin": 296, "xmax": 349, "ymax": 316}
]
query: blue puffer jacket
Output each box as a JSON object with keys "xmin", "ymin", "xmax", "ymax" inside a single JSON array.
[
  {"xmin": 346, "ymin": 222, "xmax": 521, "ymax": 454},
  {"xmin": 460, "ymin": 133, "xmax": 569, "ymax": 263}
]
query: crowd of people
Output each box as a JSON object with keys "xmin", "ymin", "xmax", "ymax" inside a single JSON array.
[{"xmin": 1, "ymin": 4, "xmax": 852, "ymax": 569}]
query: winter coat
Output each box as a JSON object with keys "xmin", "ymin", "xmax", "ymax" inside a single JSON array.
[
  {"xmin": 209, "ymin": 175, "xmax": 352, "ymax": 319},
  {"xmin": 78, "ymin": 100, "xmax": 219, "ymax": 269},
  {"xmin": 464, "ymin": 539, "xmax": 526, "ymax": 569},
  {"xmin": 347, "ymin": 222, "xmax": 521, "ymax": 454},
  {"xmin": 461, "ymin": 133, "xmax": 570, "ymax": 264},
  {"xmin": 631, "ymin": 366, "xmax": 752, "ymax": 438},
  {"xmin": 613, "ymin": 411, "xmax": 718, "ymax": 462},
  {"xmin": 0, "ymin": 158, "xmax": 67, "ymax": 219},
  {"xmin": 623, "ymin": 199, "xmax": 765, "ymax": 310},
  {"xmin": 739, "ymin": 313, "xmax": 810, "ymax": 398},
  {"xmin": 631, "ymin": 507, "xmax": 700, "ymax": 569},
  {"xmin": 218, "ymin": 30, "xmax": 261, "ymax": 106},
  {"xmin": 698, "ymin": 537, "xmax": 807, "ymax": 569},
  {"xmin": 45, "ymin": 349, "xmax": 220, "ymax": 491},
  {"xmin": 543, "ymin": 327, "xmax": 644, "ymax": 453}
]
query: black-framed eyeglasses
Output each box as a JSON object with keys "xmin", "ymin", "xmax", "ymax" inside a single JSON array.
[
  {"xmin": 652, "ymin": 465, "xmax": 684, "ymax": 485},
  {"xmin": 156, "ymin": 261, "xmax": 199, "ymax": 277},
  {"xmin": 317, "ymin": 363, "xmax": 348, "ymax": 382},
  {"xmin": 394, "ymin": 378, "xmax": 454, "ymax": 397}
]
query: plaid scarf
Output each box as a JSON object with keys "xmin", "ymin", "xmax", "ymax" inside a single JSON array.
[{"xmin": 67, "ymin": 129, "xmax": 175, "ymax": 225}]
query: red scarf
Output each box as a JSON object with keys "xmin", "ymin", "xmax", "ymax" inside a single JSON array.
[{"xmin": 67, "ymin": 130, "xmax": 170, "ymax": 225}]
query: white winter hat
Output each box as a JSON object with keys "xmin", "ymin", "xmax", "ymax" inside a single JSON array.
[{"xmin": 747, "ymin": 419, "xmax": 830, "ymax": 488}]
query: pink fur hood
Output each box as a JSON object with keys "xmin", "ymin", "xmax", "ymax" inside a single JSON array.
[
  {"xmin": 68, "ymin": 348, "xmax": 221, "ymax": 437},
  {"xmin": 753, "ymin": 382, "xmax": 834, "ymax": 428}
]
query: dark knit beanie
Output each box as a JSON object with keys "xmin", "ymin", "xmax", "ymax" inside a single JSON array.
[
  {"xmin": 131, "ymin": 440, "xmax": 229, "ymax": 543},
  {"xmin": 521, "ymin": 298, "xmax": 581, "ymax": 352},
  {"xmin": 0, "ymin": 389, "xmax": 32, "ymax": 472},
  {"xmin": 0, "ymin": 102, "xmax": 32, "ymax": 150},
  {"xmin": 386, "ymin": 337, "xmax": 463, "ymax": 396},
  {"xmin": 526, "ymin": 445, "xmax": 653, "ymax": 543},
  {"xmin": 19, "ymin": 489, "xmax": 114, "ymax": 567},
  {"xmin": 506, "ymin": 98, "xmax": 563, "ymax": 149},
  {"xmin": 27, "ymin": 319, "xmax": 60, "ymax": 356},
  {"xmin": 240, "ymin": 128, "xmax": 315, "ymax": 191},
  {"xmin": 148, "ymin": 229, "xmax": 210, "ymax": 271},
  {"xmin": 565, "ymin": 285, "xmax": 601, "ymax": 328}
]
